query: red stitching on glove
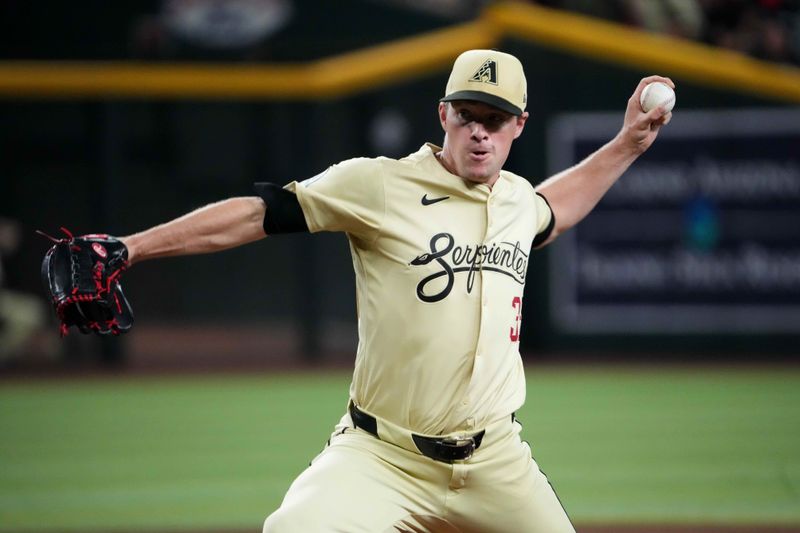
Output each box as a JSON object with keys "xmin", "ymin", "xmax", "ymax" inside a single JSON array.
[
  {"xmin": 106, "ymin": 318, "xmax": 120, "ymax": 335},
  {"xmin": 105, "ymin": 264, "xmax": 128, "ymax": 293},
  {"xmin": 93, "ymin": 261, "xmax": 105, "ymax": 292}
]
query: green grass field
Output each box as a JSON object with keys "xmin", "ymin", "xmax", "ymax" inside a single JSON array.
[{"xmin": 1, "ymin": 366, "xmax": 799, "ymax": 531}]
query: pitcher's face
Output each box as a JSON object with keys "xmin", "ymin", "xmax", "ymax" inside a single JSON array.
[{"xmin": 437, "ymin": 101, "xmax": 528, "ymax": 187}]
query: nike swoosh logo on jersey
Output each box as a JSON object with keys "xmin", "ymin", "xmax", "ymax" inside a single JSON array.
[{"xmin": 421, "ymin": 194, "xmax": 450, "ymax": 206}]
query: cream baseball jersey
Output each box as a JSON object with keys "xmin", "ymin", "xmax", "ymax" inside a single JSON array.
[{"xmin": 286, "ymin": 143, "xmax": 553, "ymax": 436}]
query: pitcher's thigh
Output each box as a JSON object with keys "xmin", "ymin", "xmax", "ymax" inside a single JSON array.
[
  {"xmin": 263, "ymin": 432, "xmax": 442, "ymax": 533},
  {"xmin": 513, "ymin": 464, "xmax": 575, "ymax": 533},
  {"xmin": 491, "ymin": 451, "xmax": 574, "ymax": 533},
  {"xmin": 451, "ymin": 440, "xmax": 575, "ymax": 533}
]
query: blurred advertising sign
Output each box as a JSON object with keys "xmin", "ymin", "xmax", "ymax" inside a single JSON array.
[{"xmin": 547, "ymin": 108, "xmax": 800, "ymax": 333}]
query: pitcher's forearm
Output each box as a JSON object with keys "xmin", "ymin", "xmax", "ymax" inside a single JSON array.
[
  {"xmin": 535, "ymin": 76, "xmax": 673, "ymax": 245},
  {"xmin": 122, "ymin": 197, "xmax": 267, "ymax": 265},
  {"xmin": 536, "ymin": 135, "xmax": 638, "ymax": 237}
]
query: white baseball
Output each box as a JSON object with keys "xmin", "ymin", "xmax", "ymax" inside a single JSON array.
[{"xmin": 639, "ymin": 81, "xmax": 675, "ymax": 113}]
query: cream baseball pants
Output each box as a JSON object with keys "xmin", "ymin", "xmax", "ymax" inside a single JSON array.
[{"xmin": 263, "ymin": 413, "xmax": 575, "ymax": 533}]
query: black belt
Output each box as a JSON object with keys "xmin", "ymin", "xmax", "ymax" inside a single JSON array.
[{"xmin": 349, "ymin": 401, "xmax": 485, "ymax": 463}]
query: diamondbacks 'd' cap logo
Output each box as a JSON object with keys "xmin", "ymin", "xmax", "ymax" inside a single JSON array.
[
  {"xmin": 468, "ymin": 59, "xmax": 498, "ymax": 85},
  {"xmin": 441, "ymin": 49, "xmax": 526, "ymax": 115}
]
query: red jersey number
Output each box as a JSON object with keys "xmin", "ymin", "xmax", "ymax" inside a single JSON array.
[{"xmin": 510, "ymin": 296, "xmax": 522, "ymax": 342}]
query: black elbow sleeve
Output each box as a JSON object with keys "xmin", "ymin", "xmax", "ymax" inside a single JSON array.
[{"xmin": 253, "ymin": 183, "xmax": 309, "ymax": 235}]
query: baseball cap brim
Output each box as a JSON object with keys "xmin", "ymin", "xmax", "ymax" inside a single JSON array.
[{"xmin": 440, "ymin": 90, "xmax": 523, "ymax": 116}]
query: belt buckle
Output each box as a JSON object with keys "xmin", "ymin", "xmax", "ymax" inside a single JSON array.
[{"xmin": 440, "ymin": 435, "xmax": 476, "ymax": 460}]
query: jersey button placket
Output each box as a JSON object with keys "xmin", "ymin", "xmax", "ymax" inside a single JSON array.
[
  {"xmin": 477, "ymin": 191, "xmax": 493, "ymax": 356},
  {"xmin": 486, "ymin": 195, "xmax": 495, "ymax": 233}
]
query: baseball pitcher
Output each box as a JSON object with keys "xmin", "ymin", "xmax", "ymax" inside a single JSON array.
[{"xmin": 41, "ymin": 50, "xmax": 673, "ymax": 532}]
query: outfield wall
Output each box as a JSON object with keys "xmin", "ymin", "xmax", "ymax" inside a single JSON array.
[{"xmin": 2, "ymin": 2, "xmax": 798, "ymax": 360}]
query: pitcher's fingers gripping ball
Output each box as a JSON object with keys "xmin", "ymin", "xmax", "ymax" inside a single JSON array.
[
  {"xmin": 39, "ymin": 228, "xmax": 133, "ymax": 336},
  {"xmin": 640, "ymin": 79, "xmax": 675, "ymax": 126},
  {"xmin": 639, "ymin": 81, "xmax": 675, "ymax": 113}
]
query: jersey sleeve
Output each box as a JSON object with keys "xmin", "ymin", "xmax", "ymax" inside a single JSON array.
[
  {"xmin": 531, "ymin": 192, "xmax": 555, "ymax": 247},
  {"xmin": 284, "ymin": 157, "xmax": 385, "ymax": 241}
]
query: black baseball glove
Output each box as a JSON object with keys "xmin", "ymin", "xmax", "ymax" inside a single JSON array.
[{"xmin": 40, "ymin": 228, "xmax": 133, "ymax": 336}]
